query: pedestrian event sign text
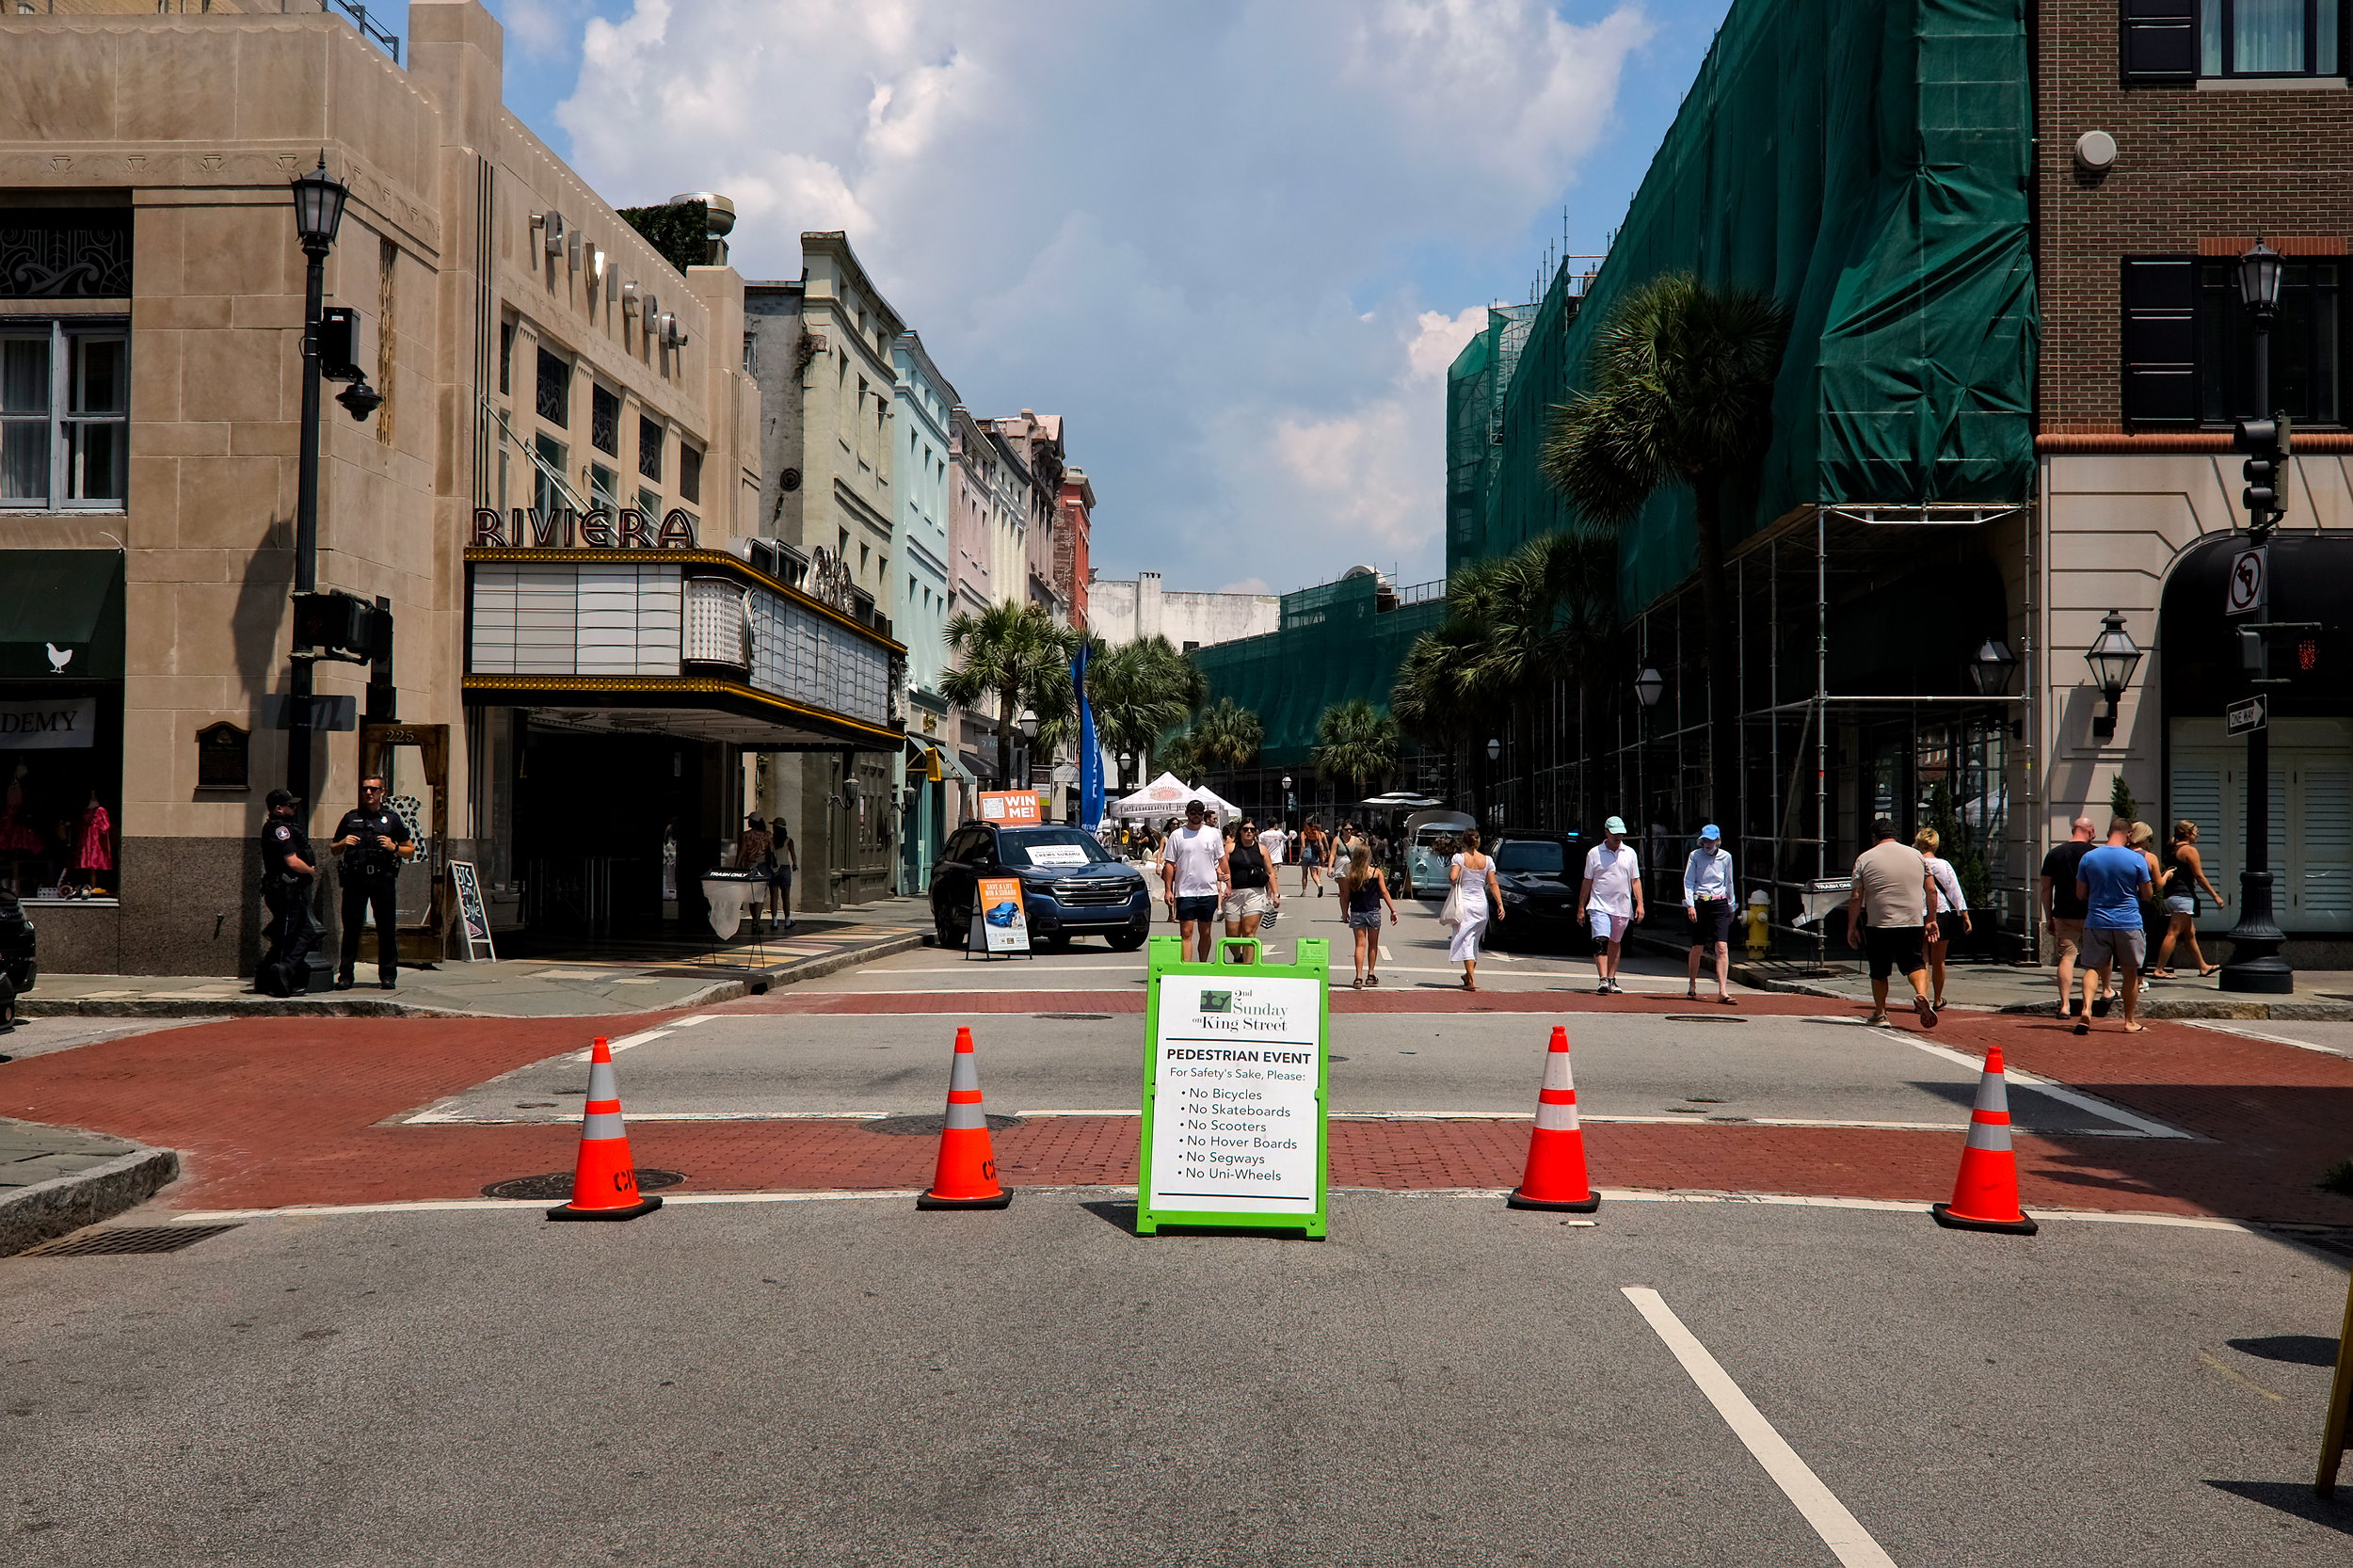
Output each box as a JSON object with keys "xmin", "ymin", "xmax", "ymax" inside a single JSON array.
[
  {"xmin": 1138, "ymin": 935, "xmax": 1329, "ymax": 1238},
  {"xmin": 971, "ymin": 874, "xmax": 1031, "ymax": 955},
  {"xmin": 977, "ymin": 790, "xmax": 1043, "ymax": 826}
]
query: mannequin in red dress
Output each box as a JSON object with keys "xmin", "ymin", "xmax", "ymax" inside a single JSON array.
[{"xmin": 70, "ymin": 792, "xmax": 114, "ymax": 897}]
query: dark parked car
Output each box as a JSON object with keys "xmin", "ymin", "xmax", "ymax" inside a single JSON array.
[
  {"xmin": 1486, "ymin": 829, "xmax": 1585, "ymax": 952},
  {"xmin": 930, "ymin": 823, "xmax": 1152, "ymax": 952},
  {"xmin": 0, "ymin": 888, "xmax": 35, "ymax": 1032}
]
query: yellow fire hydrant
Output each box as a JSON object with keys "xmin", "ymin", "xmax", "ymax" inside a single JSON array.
[{"xmin": 1744, "ymin": 889, "xmax": 1771, "ymax": 960}]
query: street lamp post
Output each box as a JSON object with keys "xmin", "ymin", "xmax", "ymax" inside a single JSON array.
[
  {"xmin": 1117, "ymin": 749, "xmax": 1134, "ymax": 795},
  {"xmin": 1281, "ymin": 774, "xmax": 1294, "ymax": 830},
  {"xmin": 1483, "ymin": 736, "xmax": 1501, "ymax": 828},
  {"xmin": 285, "ymin": 157, "xmax": 350, "ymax": 815},
  {"xmin": 2221, "ymin": 240, "xmax": 2293, "ymax": 994},
  {"xmin": 1017, "ymin": 707, "xmax": 1040, "ymax": 798}
]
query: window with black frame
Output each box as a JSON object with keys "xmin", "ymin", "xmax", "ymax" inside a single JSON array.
[
  {"xmin": 2122, "ymin": 0, "xmax": 2346, "ymax": 82},
  {"xmin": 536, "ymin": 346, "xmax": 568, "ymax": 426},
  {"xmin": 2199, "ymin": 258, "xmax": 2340, "ymax": 425},
  {"xmin": 2121, "ymin": 255, "xmax": 2344, "ymax": 428}
]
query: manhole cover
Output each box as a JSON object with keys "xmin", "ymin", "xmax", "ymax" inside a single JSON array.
[
  {"xmin": 862, "ymin": 1113, "xmax": 1027, "ymax": 1137},
  {"xmin": 1035, "ymin": 1013, "xmax": 1112, "ymax": 1020},
  {"xmin": 21, "ymin": 1224, "xmax": 241, "ymax": 1256},
  {"xmin": 480, "ymin": 1168, "xmax": 686, "ymax": 1201},
  {"xmin": 1663, "ymin": 1014, "xmax": 1750, "ymax": 1024}
]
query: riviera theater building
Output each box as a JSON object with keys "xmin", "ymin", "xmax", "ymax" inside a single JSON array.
[{"xmin": 0, "ymin": 0, "xmax": 904, "ymax": 972}]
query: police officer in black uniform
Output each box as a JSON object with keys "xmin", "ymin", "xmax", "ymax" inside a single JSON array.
[
  {"xmin": 330, "ymin": 775, "xmax": 414, "ymax": 990},
  {"xmin": 256, "ymin": 788, "xmax": 318, "ymax": 996}
]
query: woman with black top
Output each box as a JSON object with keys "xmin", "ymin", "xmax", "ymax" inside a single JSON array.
[
  {"xmin": 1222, "ymin": 820, "xmax": 1280, "ymax": 950},
  {"xmin": 1340, "ymin": 841, "xmax": 1399, "ymax": 988}
]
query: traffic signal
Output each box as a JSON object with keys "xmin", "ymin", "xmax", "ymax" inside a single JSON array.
[
  {"xmin": 2239, "ymin": 628, "xmax": 2267, "ymax": 679},
  {"xmin": 292, "ymin": 590, "xmax": 391, "ymax": 665},
  {"xmin": 2233, "ymin": 416, "xmax": 2279, "ymax": 452},
  {"xmin": 2242, "ymin": 452, "xmax": 2280, "ymax": 516}
]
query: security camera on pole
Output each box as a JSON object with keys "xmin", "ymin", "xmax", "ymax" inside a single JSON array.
[{"xmin": 2219, "ymin": 242, "xmax": 2293, "ymax": 996}]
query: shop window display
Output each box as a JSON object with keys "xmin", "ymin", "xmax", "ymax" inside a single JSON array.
[{"xmin": 0, "ymin": 760, "xmax": 114, "ymax": 900}]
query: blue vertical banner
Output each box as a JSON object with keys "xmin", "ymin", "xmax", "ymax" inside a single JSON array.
[{"xmin": 1075, "ymin": 640, "xmax": 1104, "ymax": 831}]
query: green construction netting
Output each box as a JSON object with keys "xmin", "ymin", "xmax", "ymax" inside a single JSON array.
[
  {"xmin": 1451, "ymin": 0, "xmax": 2037, "ymax": 616},
  {"xmin": 1190, "ymin": 573, "xmax": 1448, "ymax": 768}
]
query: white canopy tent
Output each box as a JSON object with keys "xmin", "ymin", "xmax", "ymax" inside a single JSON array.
[{"xmin": 1112, "ymin": 773, "xmax": 1240, "ymax": 824}]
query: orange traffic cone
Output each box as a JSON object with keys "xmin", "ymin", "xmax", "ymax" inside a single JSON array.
[
  {"xmin": 547, "ymin": 1036, "xmax": 664, "ymax": 1222},
  {"xmin": 1931, "ymin": 1044, "xmax": 2037, "ymax": 1235},
  {"xmin": 1507, "ymin": 1025, "xmax": 1599, "ymax": 1212},
  {"xmin": 918, "ymin": 1025, "xmax": 1012, "ymax": 1210}
]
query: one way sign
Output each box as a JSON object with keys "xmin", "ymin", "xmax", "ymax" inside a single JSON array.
[{"xmin": 2226, "ymin": 696, "xmax": 2266, "ymax": 737}]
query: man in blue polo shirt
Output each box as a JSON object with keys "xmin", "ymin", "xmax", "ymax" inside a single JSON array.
[{"xmin": 2074, "ymin": 816, "xmax": 2155, "ymax": 1035}]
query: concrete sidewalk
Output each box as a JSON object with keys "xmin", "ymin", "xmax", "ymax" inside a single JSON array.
[
  {"xmin": 1733, "ymin": 952, "xmax": 2353, "ymax": 1020},
  {"xmin": 15, "ymin": 900, "xmax": 931, "ymax": 1020},
  {"xmin": 0, "ymin": 1114, "xmax": 176, "ymax": 1255}
]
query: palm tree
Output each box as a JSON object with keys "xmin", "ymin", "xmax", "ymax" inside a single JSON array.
[
  {"xmin": 1391, "ymin": 531, "xmax": 1616, "ymax": 819},
  {"xmin": 1091, "ymin": 635, "xmax": 1206, "ymax": 790},
  {"xmin": 1539, "ymin": 270, "xmax": 1788, "ymax": 807},
  {"xmin": 940, "ymin": 600, "xmax": 1077, "ymax": 787},
  {"xmin": 1183, "ymin": 697, "xmax": 1264, "ymax": 794},
  {"xmin": 1311, "ymin": 699, "xmax": 1399, "ymax": 804}
]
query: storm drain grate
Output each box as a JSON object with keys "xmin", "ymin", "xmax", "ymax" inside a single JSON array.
[
  {"xmin": 21, "ymin": 1224, "xmax": 241, "ymax": 1257},
  {"xmin": 863, "ymin": 1113, "xmax": 1027, "ymax": 1137},
  {"xmin": 481, "ymin": 1169, "xmax": 685, "ymax": 1201},
  {"xmin": 1035, "ymin": 1013, "xmax": 1112, "ymax": 1021},
  {"xmin": 1663, "ymin": 1014, "xmax": 1750, "ymax": 1024}
]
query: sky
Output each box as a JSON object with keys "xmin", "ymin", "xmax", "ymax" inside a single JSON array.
[{"xmin": 381, "ymin": 0, "xmax": 1734, "ymax": 595}]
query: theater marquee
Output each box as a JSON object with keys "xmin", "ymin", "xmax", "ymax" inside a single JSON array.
[{"xmin": 471, "ymin": 506, "xmax": 699, "ymax": 550}]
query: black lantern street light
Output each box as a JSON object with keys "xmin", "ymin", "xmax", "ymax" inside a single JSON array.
[
  {"xmin": 2222, "ymin": 240, "xmax": 2294, "ymax": 994},
  {"xmin": 1281, "ymin": 774, "xmax": 1294, "ymax": 830},
  {"xmin": 284, "ymin": 157, "xmax": 350, "ymax": 818},
  {"xmin": 283, "ymin": 157, "xmax": 383, "ymax": 824},
  {"xmin": 1634, "ymin": 667, "xmax": 1665, "ymax": 710},
  {"xmin": 1017, "ymin": 706, "xmax": 1040, "ymax": 790},
  {"xmin": 2084, "ymin": 611, "xmax": 2141, "ymax": 740},
  {"xmin": 1965, "ymin": 637, "xmax": 2018, "ymax": 696},
  {"xmin": 1116, "ymin": 749, "xmax": 1134, "ymax": 794}
]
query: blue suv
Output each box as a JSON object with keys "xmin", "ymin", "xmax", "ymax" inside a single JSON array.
[{"xmin": 930, "ymin": 823, "xmax": 1152, "ymax": 952}]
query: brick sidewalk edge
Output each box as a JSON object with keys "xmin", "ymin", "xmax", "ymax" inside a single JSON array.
[
  {"xmin": 12, "ymin": 931, "xmax": 927, "ymax": 1021},
  {"xmin": 0, "ymin": 1144, "xmax": 179, "ymax": 1256},
  {"xmin": 1728, "ymin": 960, "xmax": 2353, "ymax": 1021}
]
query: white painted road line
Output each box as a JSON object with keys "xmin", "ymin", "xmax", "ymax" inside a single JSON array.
[
  {"xmin": 1621, "ymin": 1287, "xmax": 1900, "ymax": 1568},
  {"xmin": 1888, "ymin": 1032, "xmax": 2194, "ymax": 1139},
  {"xmin": 2188, "ymin": 1019, "xmax": 2352, "ymax": 1059}
]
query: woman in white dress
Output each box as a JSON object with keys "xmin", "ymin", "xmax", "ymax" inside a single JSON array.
[
  {"xmin": 1913, "ymin": 827, "xmax": 1971, "ymax": 1012},
  {"xmin": 1448, "ymin": 828, "xmax": 1504, "ymax": 990}
]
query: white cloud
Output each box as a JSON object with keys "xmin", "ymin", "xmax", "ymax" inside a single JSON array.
[{"xmin": 549, "ymin": 0, "xmax": 1650, "ymax": 589}]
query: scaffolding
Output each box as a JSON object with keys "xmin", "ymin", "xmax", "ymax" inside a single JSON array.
[{"xmin": 1489, "ymin": 503, "xmax": 2037, "ymax": 961}]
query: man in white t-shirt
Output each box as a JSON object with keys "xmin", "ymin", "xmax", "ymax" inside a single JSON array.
[
  {"xmin": 1577, "ymin": 815, "xmax": 1644, "ymax": 996},
  {"xmin": 1258, "ymin": 823, "xmax": 1287, "ymax": 867},
  {"xmin": 1159, "ymin": 798, "xmax": 1227, "ymax": 961}
]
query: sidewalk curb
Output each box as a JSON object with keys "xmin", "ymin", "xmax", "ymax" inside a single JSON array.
[
  {"xmin": 1995, "ymin": 997, "xmax": 2353, "ymax": 1022},
  {"xmin": 11, "ymin": 931, "xmax": 929, "ymax": 1022},
  {"xmin": 0, "ymin": 1142, "xmax": 179, "ymax": 1257}
]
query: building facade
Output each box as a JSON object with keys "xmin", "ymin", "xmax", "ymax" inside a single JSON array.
[
  {"xmin": 0, "ymin": 0, "xmax": 904, "ymax": 968},
  {"xmin": 2034, "ymin": 0, "xmax": 2353, "ymax": 952},
  {"xmin": 1088, "ymin": 572, "xmax": 1281, "ymax": 652},
  {"xmin": 889, "ymin": 330, "xmax": 960, "ymax": 891},
  {"xmin": 1055, "ymin": 467, "xmax": 1093, "ymax": 629},
  {"xmin": 980, "ymin": 410, "xmax": 1065, "ymax": 621},
  {"xmin": 742, "ymin": 233, "xmax": 914, "ymax": 909}
]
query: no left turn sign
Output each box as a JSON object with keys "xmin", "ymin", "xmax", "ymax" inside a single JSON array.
[{"xmin": 2226, "ymin": 545, "xmax": 2267, "ymax": 616}]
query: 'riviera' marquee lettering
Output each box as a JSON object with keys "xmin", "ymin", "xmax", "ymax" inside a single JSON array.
[{"xmin": 471, "ymin": 507, "xmax": 698, "ymax": 550}]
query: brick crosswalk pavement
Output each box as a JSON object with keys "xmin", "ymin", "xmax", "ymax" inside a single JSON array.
[{"xmin": 0, "ymin": 995, "xmax": 2345, "ymax": 1223}]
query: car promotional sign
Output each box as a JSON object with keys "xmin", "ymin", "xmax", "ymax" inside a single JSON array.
[
  {"xmin": 978, "ymin": 790, "xmax": 1043, "ymax": 826},
  {"xmin": 1138, "ymin": 935, "xmax": 1330, "ymax": 1238},
  {"xmin": 972, "ymin": 874, "xmax": 1031, "ymax": 954}
]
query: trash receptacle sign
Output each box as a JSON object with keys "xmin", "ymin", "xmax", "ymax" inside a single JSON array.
[{"xmin": 1139, "ymin": 936, "xmax": 1328, "ymax": 1237}]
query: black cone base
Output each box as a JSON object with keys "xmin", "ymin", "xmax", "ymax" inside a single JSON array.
[
  {"xmin": 547, "ymin": 1195, "xmax": 664, "ymax": 1222},
  {"xmin": 1507, "ymin": 1188, "xmax": 1600, "ymax": 1213},
  {"xmin": 1931, "ymin": 1201, "xmax": 2036, "ymax": 1236},
  {"xmin": 917, "ymin": 1189, "xmax": 1013, "ymax": 1210}
]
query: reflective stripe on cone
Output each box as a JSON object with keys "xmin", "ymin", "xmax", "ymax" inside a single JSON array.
[
  {"xmin": 549, "ymin": 1036, "xmax": 664, "ymax": 1222},
  {"xmin": 1931, "ymin": 1044, "xmax": 2037, "ymax": 1235},
  {"xmin": 920, "ymin": 1025, "xmax": 1012, "ymax": 1210},
  {"xmin": 1508, "ymin": 1025, "xmax": 1599, "ymax": 1213}
]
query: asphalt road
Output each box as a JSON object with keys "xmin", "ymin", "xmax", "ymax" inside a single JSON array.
[
  {"xmin": 412, "ymin": 1006, "xmax": 2155, "ymax": 1134},
  {"xmin": 2, "ymin": 1193, "xmax": 2344, "ymax": 1566}
]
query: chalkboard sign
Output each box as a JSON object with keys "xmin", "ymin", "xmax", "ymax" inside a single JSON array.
[
  {"xmin": 448, "ymin": 859, "xmax": 495, "ymax": 961},
  {"xmin": 195, "ymin": 722, "xmax": 248, "ymax": 791}
]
